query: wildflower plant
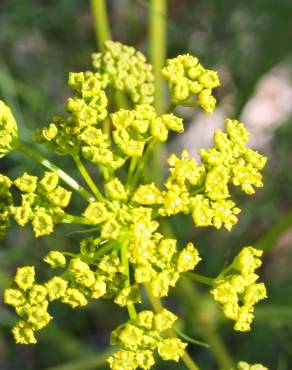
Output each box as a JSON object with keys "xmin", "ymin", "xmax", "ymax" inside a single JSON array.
[{"xmin": 1, "ymin": 40, "xmax": 269, "ymax": 369}]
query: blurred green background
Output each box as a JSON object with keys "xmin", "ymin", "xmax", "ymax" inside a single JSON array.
[{"xmin": 0, "ymin": 1, "xmax": 292, "ymax": 369}]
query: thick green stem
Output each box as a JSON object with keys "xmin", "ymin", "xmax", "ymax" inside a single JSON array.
[
  {"xmin": 16, "ymin": 142, "xmax": 95, "ymax": 203},
  {"xmin": 90, "ymin": 0, "xmax": 128, "ymax": 110},
  {"xmin": 144, "ymin": 283, "xmax": 200, "ymax": 370},
  {"xmin": 90, "ymin": 0, "xmax": 111, "ymax": 51},
  {"xmin": 179, "ymin": 278, "xmax": 235, "ymax": 369},
  {"xmin": 255, "ymin": 209, "xmax": 292, "ymax": 252},
  {"xmin": 73, "ymin": 154, "xmax": 104, "ymax": 201},
  {"xmin": 149, "ymin": 0, "xmax": 167, "ymax": 114},
  {"xmin": 185, "ymin": 272, "xmax": 215, "ymax": 286},
  {"xmin": 149, "ymin": 0, "xmax": 167, "ymax": 186}
]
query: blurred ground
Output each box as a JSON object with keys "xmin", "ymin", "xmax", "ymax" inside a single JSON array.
[{"xmin": 0, "ymin": 1, "xmax": 292, "ymax": 369}]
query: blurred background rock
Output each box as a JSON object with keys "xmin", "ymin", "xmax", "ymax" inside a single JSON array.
[{"xmin": 0, "ymin": 1, "xmax": 291, "ymax": 369}]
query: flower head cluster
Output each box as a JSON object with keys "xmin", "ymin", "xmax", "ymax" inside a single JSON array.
[
  {"xmin": 82, "ymin": 105, "xmax": 183, "ymax": 170},
  {"xmin": 190, "ymin": 119, "xmax": 266, "ymax": 230},
  {"xmin": 35, "ymin": 72, "xmax": 108, "ymax": 156},
  {"xmin": 0, "ymin": 174, "xmax": 13, "ymax": 239},
  {"xmin": 111, "ymin": 104, "xmax": 184, "ymax": 157},
  {"xmin": 84, "ymin": 197, "xmax": 201, "ymax": 298},
  {"xmin": 4, "ymin": 245, "xmax": 133, "ymax": 344},
  {"xmin": 235, "ymin": 362, "xmax": 268, "ymax": 370},
  {"xmin": 133, "ymin": 119, "xmax": 266, "ymax": 232},
  {"xmin": 162, "ymin": 54, "xmax": 220, "ymax": 113},
  {"xmin": 108, "ymin": 309, "xmax": 187, "ymax": 370},
  {"xmin": 211, "ymin": 246, "xmax": 267, "ymax": 331},
  {"xmin": 4, "ymin": 266, "xmax": 52, "ymax": 344},
  {"xmin": 11, "ymin": 171, "xmax": 72, "ymax": 237},
  {"xmin": 127, "ymin": 209, "xmax": 201, "ymax": 297},
  {"xmin": 2, "ymin": 44, "xmax": 269, "ymax": 369},
  {"xmin": 92, "ymin": 41, "xmax": 154, "ymax": 104},
  {"xmin": 0, "ymin": 100, "xmax": 18, "ymax": 158}
]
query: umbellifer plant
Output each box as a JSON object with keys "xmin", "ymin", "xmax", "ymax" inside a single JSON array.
[{"xmin": 1, "ymin": 40, "xmax": 268, "ymax": 370}]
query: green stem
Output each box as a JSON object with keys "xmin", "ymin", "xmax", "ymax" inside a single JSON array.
[
  {"xmin": 73, "ymin": 154, "xmax": 104, "ymax": 201},
  {"xmin": 61, "ymin": 214, "xmax": 94, "ymax": 226},
  {"xmin": 46, "ymin": 348, "xmax": 113, "ymax": 370},
  {"xmin": 120, "ymin": 234, "xmax": 137, "ymax": 319},
  {"xmin": 90, "ymin": 0, "xmax": 128, "ymax": 110},
  {"xmin": 144, "ymin": 283, "xmax": 200, "ymax": 370},
  {"xmin": 94, "ymin": 240, "xmax": 119, "ymax": 259},
  {"xmin": 167, "ymin": 99, "xmax": 197, "ymax": 113},
  {"xmin": 201, "ymin": 326, "xmax": 234, "ymax": 369},
  {"xmin": 149, "ymin": 0, "xmax": 167, "ymax": 114},
  {"xmin": 131, "ymin": 141, "xmax": 156, "ymax": 189},
  {"xmin": 255, "ymin": 209, "xmax": 292, "ymax": 252},
  {"xmin": 185, "ymin": 272, "xmax": 215, "ymax": 286},
  {"xmin": 216, "ymin": 263, "xmax": 235, "ymax": 281},
  {"xmin": 16, "ymin": 142, "xmax": 95, "ymax": 203},
  {"xmin": 167, "ymin": 101, "xmax": 178, "ymax": 113},
  {"xmin": 179, "ymin": 278, "xmax": 234, "ymax": 369},
  {"xmin": 173, "ymin": 327, "xmax": 210, "ymax": 348},
  {"xmin": 90, "ymin": 0, "xmax": 111, "ymax": 51},
  {"xmin": 65, "ymin": 226, "xmax": 100, "ymax": 236},
  {"xmin": 126, "ymin": 156, "xmax": 138, "ymax": 188},
  {"xmin": 190, "ymin": 185, "xmax": 205, "ymax": 196},
  {"xmin": 102, "ymin": 116, "xmax": 111, "ymax": 135},
  {"xmin": 61, "ymin": 252, "xmax": 76, "ymax": 257}
]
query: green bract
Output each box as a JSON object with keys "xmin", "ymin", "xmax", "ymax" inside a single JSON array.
[{"xmin": 1, "ymin": 42, "xmax": 268, "ymax": 369}]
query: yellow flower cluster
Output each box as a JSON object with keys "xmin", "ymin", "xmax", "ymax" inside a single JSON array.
[
  {"xmin": 4, "ymin": 245, "xmax": 136, "ymax": 343},
  {"xmin": 108, "ymin": 309, "xmax": 187, "ymax": 370},
  {"xmin": 92, "ymin": 41, "xmax": 154, "ymax": 104},
  {"xmin": 1, "ymin": 43, "xmax": 269, "ymax": 369},
  {"xmin": 12, "ymin": 171, "xmax": 72, "ymax": 237},
  {"xmin": 0, "ymin": 174, "xmax": 13, "ymax": 239},
  {"xmin": 200, "ymin": 119, "xmax": 267, "ymax": 195},
  {"xmin": 35, "ymin": 71, "xmax": 108, "ymax": 156},
  {"xmin": 4, "ymin": 266, "xmax": 52, "ymax": 344},
  {"xmin": 111, "ymin": 104, "xmax": 184, "ymax": 157},
  {"xmin": 82, "ymin": 104, "xmax": 183, "ymax": 169},
  {"xmin": 0, "ymin": 100, "xmax": 18, "ymax": 158},
  {"xmin": 133, "ymin": 119, "xmax": 266, "ymax": 232},
  {"xmin": 84, "ymin": 195, "xmax": 202, "ymax": 297},
  {"xmin": 236, "ymin": 362, "xmax": 268, "ymax": 370},
  {"xmin": 225, "ymin": 362, "xmax": 268, "ymax": 370},
  {"xmin": 162, "ymin": 54, "xmax": 220, "ymax": 113},
  {"xmin": 211, "ymin": 246, "xmax": 267, "ymax": 331},
  {"xmin": 128, "ymin": 207, "xmax": 201, "ymax": 297}
]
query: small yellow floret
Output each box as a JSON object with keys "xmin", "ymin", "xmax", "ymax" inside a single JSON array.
[
  {"xmin": 105, "ymin": 178, "xmax": 127, "ymax": 200},
  {"xmin": 44, "ymin": 251, "xmax": 66, "ymax": 268},
  {"xmin": 14, "ymin": 172, "xmax": 38, "ymax": 193},
  {"xmin": 157, "ymin": 338, "xmax": 187, "ymax": 362},
  {"xmin": 15, "ymin": 266, "xmax": 35, "ymax": 291},
  {"xmin": 12, "ymin": 321, "xmax": 37, "ymax": 344}
]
